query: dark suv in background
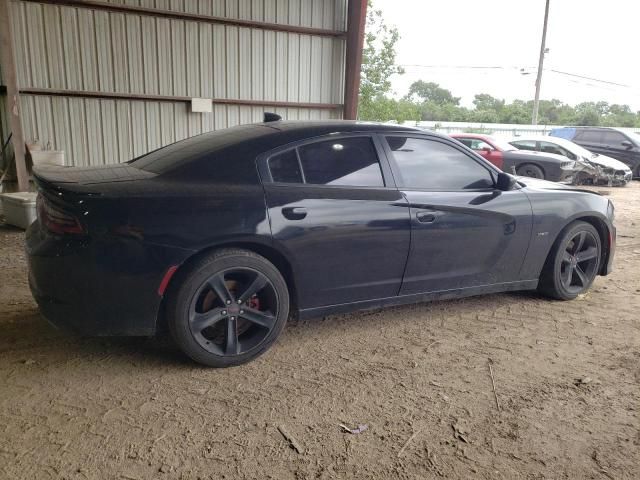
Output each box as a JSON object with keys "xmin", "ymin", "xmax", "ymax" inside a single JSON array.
[{"xmin": 550, "ymin": 127, "xmax": 640, "ymax": 178}]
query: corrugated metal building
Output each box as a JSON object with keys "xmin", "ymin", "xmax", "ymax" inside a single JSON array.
[{"xmin": 0, "ymin": 0, "xmax": 367, "ymax": 189}]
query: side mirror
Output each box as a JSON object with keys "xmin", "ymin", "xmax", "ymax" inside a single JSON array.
[
  {"xmin": 621, "ymin": 140, "xmax": 633, "ymax": 149},
  {"xmin": 481, "ymin": 147, "xmax": 493, "ymax": 153},
  {"xmin": 496, "ymin": 172, "xmax": 517, "ymax": 191}
]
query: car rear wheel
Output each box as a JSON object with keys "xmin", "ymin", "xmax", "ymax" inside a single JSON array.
[
  {"xmin": 538, "ymin": 221, "xmax": 601, "ymax": 300},
  {"xmin": 167, "ymin": 249, "xmax": 289, "ymax": 367},
  {"xmin": 516, "ymin": 163, "xmax": 545, "ymax": 179}
]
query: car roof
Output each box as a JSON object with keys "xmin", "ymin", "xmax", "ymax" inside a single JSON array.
[
  {"xmin": 449, "ymin": 133, "xmax": 494, "ymax": 140},
  {"xmin": 511, "ymin": 135, "xmax": 580, "ymax": 148},
  {"xmin": 262, "ymin": 120, "xmax": 420, "ymax": 133},
  {"xmin": 245, "ymin": 120, "xmax": 454, "ymax": 145},
  {"xmin": 511, "ymin": 135, "xmax": 564, "ymax": 142},
  {"xmin": 130, "ymin": 120, "xmax": 453, "ymax": 176},
  {"xmin": 563, "ymin": 126, "xmax": 621, "ymax": 132}
]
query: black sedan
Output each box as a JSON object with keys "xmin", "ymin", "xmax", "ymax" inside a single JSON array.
[{"xmin": 27, "ymin": 118, "xmax": 616, "ymax": 367}]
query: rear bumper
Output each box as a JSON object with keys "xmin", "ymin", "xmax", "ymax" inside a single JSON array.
[{"xmin": 26, "ymin": 220, "xmax": 186, "ymax": 336}]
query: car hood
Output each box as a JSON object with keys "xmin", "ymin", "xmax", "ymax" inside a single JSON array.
[
  {"xmin": 586, "ymin": 154, "xmax": 631, "ymax": 172},
  {"xmin": 515, "ymin": 176, "xmax": 601, "ymax": 195}
]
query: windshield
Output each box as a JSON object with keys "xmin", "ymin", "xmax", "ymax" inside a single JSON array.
[
  {"xmin": 627, "ymin": 132, "xmax": 640, "ymax": 145},
  {"xmin": 490, "ymin": 137, "xmax": 518, "ymax": 151},
  {"xmin": 560, "ymin": 140, "xmax": 597, "ymax": 159}
]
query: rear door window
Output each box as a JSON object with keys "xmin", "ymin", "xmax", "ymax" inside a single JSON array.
[
  {"xmin": 575, "ymin": 129, "xmax": 603, "ymax": 144},
  {"xmin": 269, "ymin": 150, "xmax": 303, "ymax": 184},
  {"xmin": 267, "ymin": 136, "xmax": 385, "ymax": 187}
]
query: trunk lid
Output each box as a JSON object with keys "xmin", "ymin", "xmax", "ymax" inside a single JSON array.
[{"xmin": 33, "ymin": 164, "xmax": 155, "ymax": 189}]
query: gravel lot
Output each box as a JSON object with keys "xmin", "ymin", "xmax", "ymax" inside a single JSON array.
[{"xmin": 1, "ymin": 183, "xmax": 639, "ymax": 479}]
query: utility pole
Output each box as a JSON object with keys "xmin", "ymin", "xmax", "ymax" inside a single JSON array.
[{"xmin": 532, "ymin": 0, "xmax": 550, "ymax": 125}]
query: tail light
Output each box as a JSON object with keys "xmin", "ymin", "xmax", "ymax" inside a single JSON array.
[{"xmin": 36, "ymin": 194, "xmax": 85, "ymax": 235}]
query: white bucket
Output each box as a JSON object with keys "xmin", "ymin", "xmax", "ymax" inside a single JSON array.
[{"xmin": 1, "ymin": 192, "xmax": 38, "ymax": 229}]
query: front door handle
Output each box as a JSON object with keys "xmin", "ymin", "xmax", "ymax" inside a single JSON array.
[
  {"xmin": 282, "ymin": 207, "xmax": 307, "ymax": 220},
  {"xmin": 416, "ymin": 212, "xmax": 436, "ymax": 223}
]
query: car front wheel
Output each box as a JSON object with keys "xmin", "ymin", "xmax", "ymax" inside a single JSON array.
[
  {"xmin": 516, "ymin": 163, "xmax": 545, "ymax": 179},
  {"xmin": 538, "ymin": 221, "xmax": 601, "ymax": 300},
  {"xmin": 167, "ymin": 249, "xmax": 290, "ymax": 367}
]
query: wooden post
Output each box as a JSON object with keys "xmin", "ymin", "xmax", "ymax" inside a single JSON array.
[
  {"xmin": 343, "ymin": 0, "xmax": 368, "ymax": 120},
  {"xmin": 0, "ymin": 0, "xmax": 29, "ymax": 191}
]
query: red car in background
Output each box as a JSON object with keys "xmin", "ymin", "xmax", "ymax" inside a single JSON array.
[{"xmin": 449, "ymin": 133, "xmax": 515, "ymax": 170}]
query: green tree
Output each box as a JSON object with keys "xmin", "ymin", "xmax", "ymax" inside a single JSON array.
[
  {"xmin": 405, "ymin": 81, "xmax": 460, "ymax": 106},
  {"xmin": 500, "ymin": 100, "xmax": 531, "ymax": 124},
  {"xmin": 358, "ymin": 1, "xmax": 404, "ymax": 120},
  {"xmin": 473, "ymin": 93, "xmax": 504, "ymax": 113}
]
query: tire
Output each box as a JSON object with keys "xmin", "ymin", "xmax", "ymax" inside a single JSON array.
[
  {"xmin": 167, "ymin": 248, "xmax": 290, "ymax": 367},
  {"xmin": 516, "ymin": 163, "xmax": 545, "ymax": 179},
  {"xmin": 538, "ymin": 221, "xmax": 601, "ymax": 300}
]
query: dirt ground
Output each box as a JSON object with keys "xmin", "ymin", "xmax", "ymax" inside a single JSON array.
[{"xmin": 1, "ymin": 184, "xmax": 639, "ymax": 480}]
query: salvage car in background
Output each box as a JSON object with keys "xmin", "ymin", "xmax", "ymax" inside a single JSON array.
[
  {"xmin": 550, "ymin": 127, "xmax": 640, "ymax": 178},
  {"xmin": 509, "ymin": 135, "xmax": 632, "ymax": 186},
  {"xmin": 27, "ymin": 119, "xmax": 616, "ymax": 367},
  {"xmin": 450, "ymin": 133, "xmax": 591, "ymax": 183}
]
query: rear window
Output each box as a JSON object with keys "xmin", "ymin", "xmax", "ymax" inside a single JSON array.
[{"xmin": 130, "ymin": 124, "xmax": 272, "ymax": 174}]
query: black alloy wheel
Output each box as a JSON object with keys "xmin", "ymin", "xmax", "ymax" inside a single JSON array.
[
  {"xmin": 517, "ymin": 164, "xmax": 545, "ymax": 179},
  {"xmin": 558, "ymin": 230, "xmax": 600, "ymax": 295},
  {"xmin": 539, "ymin": 221, "xmax": 601, "ymax": 300},
  {"xmin": 189, "ymin": 268, "xmax": 278, "ymax": 356},
  {"xmin": 167, "ymin": 249, "xmax": 289, "ymax": 367}
]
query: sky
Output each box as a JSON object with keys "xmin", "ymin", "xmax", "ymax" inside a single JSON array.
[{"xmin": 373, "ymin": 0, "xmax": 640, "ymax": 110}]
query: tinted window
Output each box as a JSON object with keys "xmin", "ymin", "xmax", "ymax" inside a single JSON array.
[
  {"xmin": 540, "ymin": 142, "xmax": 564, "ymax": 155},
  {"xmin": 576, "ymin": 129, "xmax": 603, "ymax": 143},
  {"xmin": 471, "ymin": 139, "xmax": 493, "ymax": 150},
  {"xmin": 455, "ymin": 138, "xmax": 492, "ymax": 150},
  {"xmin": 130, "ymin": 124, "xmax": 271, "ymax": 173},
  {"xmin": 269, "ymin": 150, "xmax": 303, "ymax": 183},
  {"xmin": 298, "ymin": 137, "xmax": 384, "ymax": 187},
  {"xmin": 456, "ymin": 138, "xmax": 474, "ymax": 148},
  {"xmin": 601, "ymin": 130, "xmax": 627, "ymax": 147},
  {"xmin": 511, "ymin": 140, "xmax": 537, "ymax": 151},
  {"xmin": 386, "ymin": 137, "xmax": 494, "ymax": 190}
]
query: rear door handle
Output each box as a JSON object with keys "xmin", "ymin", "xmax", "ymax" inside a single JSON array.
[
  {"xmin": 282, "ymin": 207, "xmax": 307, "ymax": 220},
  {"xmin": 416, "ymin": 212, "xmax": 436, "ymax": 223}
]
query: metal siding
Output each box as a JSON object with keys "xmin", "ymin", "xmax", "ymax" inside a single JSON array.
[{"xmin": 10, "ymin": 0, "xmax": 347, "ymax": 166}]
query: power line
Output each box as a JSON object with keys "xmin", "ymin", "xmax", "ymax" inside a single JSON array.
[
  {"xmin": 548, "ymin": 69, "xmax": 632, "ymax": 88},
  {"xmin": 398, "ymin": 64, "xmax": 640, "ymax": 90}
]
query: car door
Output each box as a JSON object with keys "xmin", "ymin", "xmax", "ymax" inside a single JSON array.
[
  {"xmin": 381, "ymin": 134, "xmax": 533, "ymax": 295},
  {"xmin": 574, "ymin": 129, "xmax": 607, "ymax": 156},
  {"xmin": 259, "ymin": 134, "xmax": 411, "ymax": 309},
  {"xmin": 599, "ymin": 130, "xmax": 636, "ymax": 168}
]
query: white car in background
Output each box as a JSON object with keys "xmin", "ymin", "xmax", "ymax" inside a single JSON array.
[{"xmin": 508, "ymin": 135, "xmax": 633, "ymax": 186}]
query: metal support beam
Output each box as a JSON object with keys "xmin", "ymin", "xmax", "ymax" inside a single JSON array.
[
  {"xmin": 0, "ymin": 0, "xmax": 29, "ymax": 191},
  {"xmin": 343, "ymin": 0, "xmax": 368, "ymax": 120},
  {"xmin": 19, "ymin": 87, "xmax": 342, "ymax": 110},
  {"xmin": 23, "ymin": 0, "xmax": 346, "ymax": 39}
]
